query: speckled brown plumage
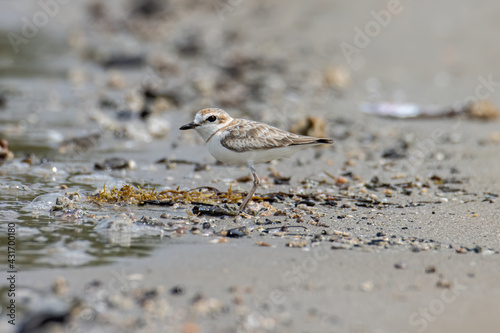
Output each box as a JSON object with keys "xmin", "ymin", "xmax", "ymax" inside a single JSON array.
[{"xmin": 220, "ymin": 119, "xmax": 333, "ymax": 152}]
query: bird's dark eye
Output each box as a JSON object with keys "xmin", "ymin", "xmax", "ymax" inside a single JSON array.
[{"xmin": 207, "ymin": 116, "xmax": 217, "ymax": 122}]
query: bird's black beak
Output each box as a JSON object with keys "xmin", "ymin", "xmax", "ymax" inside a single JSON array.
[{"xmin": 179, "ymin": 122, "xmax": 199, "ymax": 130}]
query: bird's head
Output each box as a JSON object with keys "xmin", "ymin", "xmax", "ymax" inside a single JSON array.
[{"xmin": 179, "ymin": 108, "xmax": 233, "ymax": 141}]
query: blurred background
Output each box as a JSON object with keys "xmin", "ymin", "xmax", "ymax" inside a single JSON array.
[
  {"xmin": 1, "ymin": 0, "xmax": 499, "ymax": 159},
  {"xmin": 1, "ymin": 1, "xmax": 500, "ymax": 332}
]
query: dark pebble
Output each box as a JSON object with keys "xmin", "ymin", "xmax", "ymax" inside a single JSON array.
[
  {"xmin": 382, "ymin": 148, "xmax": 407, "ymax": 159},
  {"xmin": 132, "ymin": 0, "xmax": 167, "ymax": 17},
  {"xmin": 471, "ymin": 245, "xmax": 482, "ymax": 253},
  {"xmin": 116, "ymin": 110, "xmax": 133, "ymax": 121},
  {"xmin": 394, "ymin": 261, "xmax": 408, "ymax": 269},
  {"xmin": 139, "ymin": 200, "xmax": 174, "ymax": 206},
  {"xmin": 193, "ymin": 205, "xmax": 238, "ymax": 216},
  {"xmin": 321, "ymin": 200, "xmax": 338, "ymax": 207},
  {"xmin": 170, "ymin": 285, "xmax": 185, "ymax": 295},
  {"xmin": 95, "ymin": 157, "xmax": 130, "ymax": 170},
  {"xmin": 274, "ymin": 177, "xmax": 291, "ymax": 185},
  {"xmin": 19, "ymin": 311, "xmax": 69, "ymax": 333},
  {"xmin": 102, "ymin": 55, "xmax": 145, "ymax": 68},
  {"xmin": 295, "ymin": 200, "xmax": 316, "ymax": 207},
  {"xmin": 425, "ymin": 266, "xmax": 436, "ymax": 274},
  {"xmin": 221, "ymin": 226, "xmax": 249, "ymax": 238},
  {"xmin": 136, "ymin": 216, "xmax": 166, "ymax": 227},
  {"xmin": 0, "ymin": 95, "xmax": 6, "ymax": 109}
]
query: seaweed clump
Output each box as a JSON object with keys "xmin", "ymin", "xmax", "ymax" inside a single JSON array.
[{"xmin": 88, "ymin": 184, "xmax": 246, "ymax": 206}]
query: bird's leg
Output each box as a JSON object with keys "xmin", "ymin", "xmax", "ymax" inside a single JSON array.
[{"xmin": 239, "ymin": 162, "xmax": 260, "ymax": 211}]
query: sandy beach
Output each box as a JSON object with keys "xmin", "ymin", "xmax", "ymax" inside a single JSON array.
[{"xmin": 1, "ymin": 1, "xmax": 500, "ymax": 332}]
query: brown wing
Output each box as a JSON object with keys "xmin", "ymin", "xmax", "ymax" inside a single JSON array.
[{"xmin": 220, "ymin": 119, "xmax": 332, "ymax": 152}]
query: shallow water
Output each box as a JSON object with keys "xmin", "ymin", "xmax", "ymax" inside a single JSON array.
[{"xmin": 0, "ymin": 164, "xmax": 176, "ymax": 269}]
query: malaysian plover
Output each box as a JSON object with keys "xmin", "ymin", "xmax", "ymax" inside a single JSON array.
[{"xmin": 180, "ymin": 108, "xmax": 333, "ymax": 211}]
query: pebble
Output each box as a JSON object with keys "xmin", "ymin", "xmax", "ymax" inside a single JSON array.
[
  {"xmin": 394, "ymin": 261, "xmax": 408, "ymax": 269},
  {"xmin": 331, "ymin": 242, "xmax": 352, "ymax": 250},
  {"xmin": 360, "ymin": 281, "xmax": 374, "ymax": 292},
  {"xmin": 52, "ymin": 277, "xmax": 68, "ymax": 295},
  {"xmin": 323, "ymin": 65, "xmax": 351, "ymax": 89},
  {"xmin": 286, "ymin": 240, "xmax": 308, "ymax": 248},
  {"xmin": 220, "ymin": 226, "xmax": 249, "ymax": 238},
  {"xmin": 425, "ymin": 265, "xmax": 437, "ymax": 274},
  {"xmin": 465, "ymin": 100, "xmax": 499, "ymax": 120},
  {"xmin": 170, "ymin": 285, "xmax": 185, "ymax": 295},
  {"xmin": 209, "ymin": 238, "xmax": 229, "ymax": 244},
  {"xmin": 436, "ymin": 279, "xmax": 452, "ymax": 289},
  {"xmin": 50, "ymin": 196, "xmax": 77, "ymax": 213}
]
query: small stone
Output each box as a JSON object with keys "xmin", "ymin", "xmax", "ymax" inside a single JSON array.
[
  {"xmin": 331, "ymin": 242, "xmax": 352, "ymax": 250},
  {"xmin": 209, "ymin": 238, "xmax": 229, "ymax": 244},
  {"xmin": 482, "ymin": 249, "xmax": 495, "ymax": 256},
  {"xmin": 471, "ymin": 245, "xmax": 482, "ymax": 253},
  {"xmin": 286, "ymin": 240, "xmax": 308, "ymax": 248},
  {"xmin": 344, "ymin": 159, "xmax": 356, "ymax": 167},
  {"xmin": 52, "ymin": 277, "xmax": 68, "ymax": 295},
  {"xmin": 0, "ymin": 139, "xmax": 14, "ymax": 160},
  {"xmin": 175, "ymin": 227, "xmax": 187, "ymax": 234},
  {"xmin": 436, "ymin": 279, "xmax": 452, "ymax": 289},
  {"xmin": 137, "ymin": 216, "xmax": 165, "ymax": 227},
  {"xmin": 290, "ymin": 115, "xmax": 327, "ymax": 138},
  {"xmin": 394, "ymin": 261, "xmax": 407, "ymax": 269},
  {"xmin": 220, "ymin": 226, "xmax": 249, "ymax": 238},
  {"xmin": 171, "ymin": 285, "xmax": 185, "ymax": 295},
  {"xmin": 335, "ymin": 176, "xmax": 348, "ymax": 185},
  {"xmin": 323, "ymin": 66, "xmax": 351, "ymax": 89},
  {"xmin": 50, "ymin": 196, "xmax": 77, "ymax": 213},
  {"xmin": 95, "ymin": 157, "xmax": 133, "ymax": 170},
  {"xmin": 465, "ymin": 100, "xmax": 499, "ymax": 120},
  {"xmin": 233, "ymin": 296, "xmax": 244, "ymax": 305},
  {"xmin": 107, "ymin": 70, "xmax": 126, "ymax": 89},
  {"xmin": 435, "ymin": 152, "xmax": 445, "ymax": 161},
  {"xmin": 425, "ymin": 265, "xmax": 436, "ymax": 274},
  {"xmin": 360, "ymin": 281, "xmax": 374, "ymax": 292}
]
